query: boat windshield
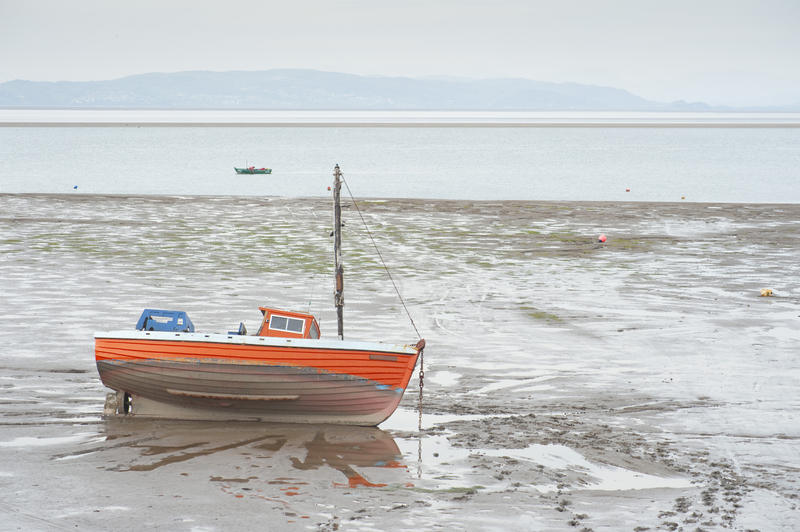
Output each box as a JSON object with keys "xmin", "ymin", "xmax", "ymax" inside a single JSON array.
[{"xmin": 269, "ymin": 315, "xmax": 305, "ymax": 334}]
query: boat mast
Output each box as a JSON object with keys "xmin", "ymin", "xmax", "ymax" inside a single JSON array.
[{"xmin": 333, "ymin": 164, "xmax": 344, "ymax": 340}]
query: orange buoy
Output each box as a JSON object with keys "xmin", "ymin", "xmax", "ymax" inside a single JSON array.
[{"xmin": 625, "ymin": 188, "xmax": 630, "ymax": 192}]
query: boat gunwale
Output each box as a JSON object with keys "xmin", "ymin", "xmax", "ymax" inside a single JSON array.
[{"xmin": 94, "ymin": 330, "xmax": 419, "ymax": 356}]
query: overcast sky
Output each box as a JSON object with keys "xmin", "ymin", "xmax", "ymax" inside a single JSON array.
[{"xmin": 0, "ymin": 0, "xmax": 798, "ymax": 107}]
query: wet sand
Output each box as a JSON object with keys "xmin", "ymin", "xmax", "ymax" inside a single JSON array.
[{"xmin": 1, "ymin": 194, "xmax": 798, "ymax": 530}]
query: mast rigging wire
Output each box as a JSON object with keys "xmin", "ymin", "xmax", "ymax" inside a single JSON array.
[{"xmin": 340, "ymin": 176, "xmax": 422, "ymax": 340}]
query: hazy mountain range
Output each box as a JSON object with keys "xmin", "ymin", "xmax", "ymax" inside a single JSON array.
[{"xmin": 0, "ymin": 69, "xmax": 794, "ymax": 111}]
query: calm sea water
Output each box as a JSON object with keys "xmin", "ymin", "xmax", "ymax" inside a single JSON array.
[{"xmin": 1, "ymin": 111, "xmax": 799, "ymax": 202}]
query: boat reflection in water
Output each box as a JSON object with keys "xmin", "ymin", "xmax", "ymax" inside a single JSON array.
[{"xmin": 100, "ymin": 418, "xmax": 407, "ymax": 490}]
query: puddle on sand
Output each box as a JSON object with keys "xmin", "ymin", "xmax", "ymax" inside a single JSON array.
[
  {"xmin": 0, "ymin": 433, "xmax": 98, "ymax": 448},
  {"xmin": 476, "ymin": 444, "xmax": 692, "ymax": 492},
  {"xmin": 393, "ymin": 430, "xmax": 691, "ymax": 496},
  {"xmin": 82, "ymin": 419, "xmax": 410, "ymax": 489},
  {"xmin": 379, "ymin": 407, "xmax": 511, "ymax": 432},
  {"xmin": 383, "ymin": 409, "xmax": 693, "ymax": 495}
]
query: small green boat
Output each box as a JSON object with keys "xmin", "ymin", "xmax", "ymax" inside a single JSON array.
[{"xmin": 235, "ymin": 166, "xmax": 272, "ymax": 174}]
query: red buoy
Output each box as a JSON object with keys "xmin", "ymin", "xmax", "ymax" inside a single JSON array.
[
  {"xmin": 598, "ymin": 234, "xmax": 607, "ymax": 243},
  {"xmin": 625, "ymin": 188, "xmax": 630, "ymax": 192}
]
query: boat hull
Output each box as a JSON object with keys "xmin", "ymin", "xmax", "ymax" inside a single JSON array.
[
  {"xmin": 234, "ymin": 167, "xmax": 272, "ymax": 174},
  {"xmin": 95, "ymin": 332, "xmax": 420, "ymax": 426}
]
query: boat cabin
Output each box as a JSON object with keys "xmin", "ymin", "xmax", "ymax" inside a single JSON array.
[{"xmin": 257, "ymin": 307, "xmax": 320, "ymax": 339}]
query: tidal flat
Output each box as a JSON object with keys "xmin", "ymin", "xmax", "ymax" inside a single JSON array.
[{"xmin": 1, "ymin": 194, "xmax": 798, "ymax": 531}]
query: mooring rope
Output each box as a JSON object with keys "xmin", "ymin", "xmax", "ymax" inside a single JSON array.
[{"xmin": 340, "ymin": 176, "xmax": 423, "ymax": 340}]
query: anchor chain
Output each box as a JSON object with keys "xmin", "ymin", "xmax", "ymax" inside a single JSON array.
[
  {"xmin": 417, "ymin": 348, "xmax": 424, "ymax": 432},
  {"xmin": 417, "ymin": 348, "xmax": 425, "ymax": 478}
]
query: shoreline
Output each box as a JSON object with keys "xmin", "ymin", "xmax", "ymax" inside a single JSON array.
[
  {"xmin": 3, "ymin": 109, "xmax": 800, "ymax": 128},
  {"xmin": 3, "ymin": 121, "xmax": 800, "ymax": 128},
  {"xmin": 2, "ymin": 192, "xmax": 800, "ymax": 206}
]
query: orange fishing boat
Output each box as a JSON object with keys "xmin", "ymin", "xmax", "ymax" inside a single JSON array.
[{"xmin": 94, "ymin": 165, "xmax": 425, "ymax": 426}]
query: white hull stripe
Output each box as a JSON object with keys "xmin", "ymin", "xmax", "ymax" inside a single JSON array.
[{"xmin": 95, "ymin": 330, "xmax": 418, "ymax": 356}]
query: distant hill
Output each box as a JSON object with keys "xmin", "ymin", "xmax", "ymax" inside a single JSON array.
[{"xmin": 0, "ymin": 69, "xmax": 733, "ymax": 111}]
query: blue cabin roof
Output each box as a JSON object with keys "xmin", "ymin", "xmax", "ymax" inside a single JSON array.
[{"xmin": 135, "ymin": 309, "xmax": 195, "ymax": 332}]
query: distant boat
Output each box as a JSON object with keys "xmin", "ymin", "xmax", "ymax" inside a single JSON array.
[
  {"xmin": 235, "ymin": 166, "xmax": 272, "ymax": 174},
  {"xmin": 94, "ymin": 165, "xmax": 424, "ymax": 426}
]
